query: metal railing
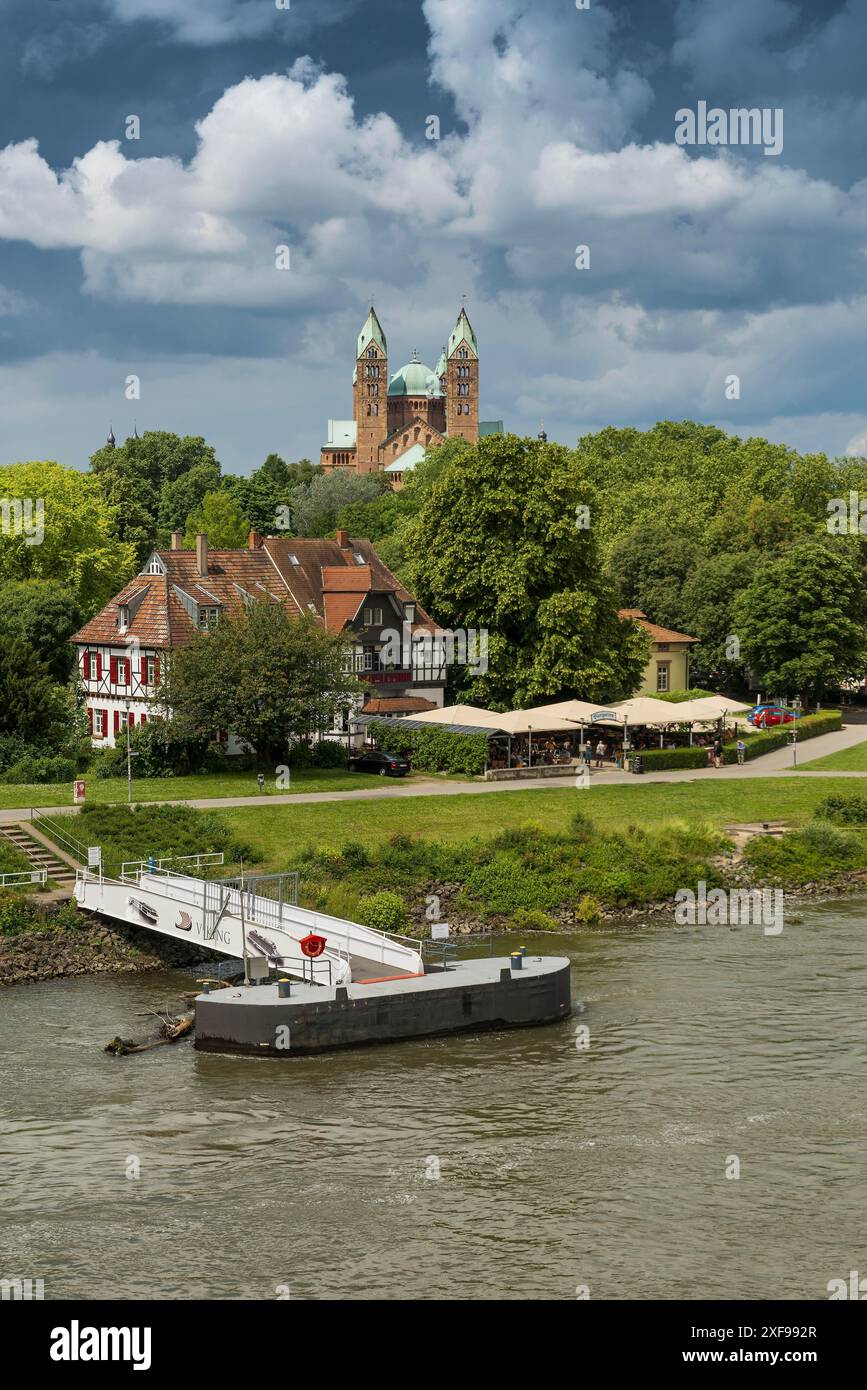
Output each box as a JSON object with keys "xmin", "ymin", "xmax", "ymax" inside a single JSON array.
[
  {"xmin": 30, "ymin": 813, "xmax": 90, "ymax": 866},
  {"xmin": 0, "ymin": 868, "xmax": 48, "ymax": 889},
  {"xmin": 120, "ymin": 852, "xmax": 225, "ymax": 877}
]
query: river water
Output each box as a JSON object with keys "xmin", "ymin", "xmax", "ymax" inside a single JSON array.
[{"xmin": 1, "ymin": 898, "xmax": 865, "ymax": 1302}]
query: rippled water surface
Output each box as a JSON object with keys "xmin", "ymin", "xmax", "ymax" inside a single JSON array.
[{"xmin": 2, "ymin": 901, "xmax": 865, "ymax": 1300}]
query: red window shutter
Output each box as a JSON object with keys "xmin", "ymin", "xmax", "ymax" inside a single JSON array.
[
  {"xmin": 140, "ymin": 656, "xmax": 146, "ymax": 681},
  {"xmin": 102, "ymin": 709, "xmax": 108, "ymax": 739},
  {"xmin": 129, "ymin": 711, "xmax": 135, "ymax": 727},
  {"xmin": 87, "ymin": 708, "xmax": 93, "ymax": 733},
  {"xmin": 154, "ymin": 656, "xmax": 161, "ymax": 686},
  {"xmin": 83, "ymin": 652, "xmax": 90, "ymax": 680},
  {"xmin": 140, "ymin": 713, "xmax": 148, "ymax": 725},
  {"xmin": 110, "ymin": 656, "xmax": 117, "ymax": 684},
  {"xmin": 113, "ymin": 710, "xmax": 120, "ymax": 735},
  {"xmin": 95, "ymin": 654, "xmax": 102, "ymax": 680}
]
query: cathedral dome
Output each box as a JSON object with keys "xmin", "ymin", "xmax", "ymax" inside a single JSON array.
[{"xmin": 388, "ymin": 356, "xmax": 442, "ymax": 397}]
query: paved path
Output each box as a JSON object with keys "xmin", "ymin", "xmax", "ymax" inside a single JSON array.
[{"xmin": 2, "ymin": 724, "xmax": 864, "ymax": 825}]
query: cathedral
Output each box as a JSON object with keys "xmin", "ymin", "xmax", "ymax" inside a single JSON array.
[{"xmin": 320, "ymin": 306, "xmax": 501, "ymax": 486}]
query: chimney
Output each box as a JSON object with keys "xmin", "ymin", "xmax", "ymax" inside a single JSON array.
[
  {"xmin": 196, "ymin": 532, "xmax": 208, "ymax": 578},
  {"xmin": 170, "ymin": 531, "xmax": 184, "ymax": 550},
  {"xmin": 248, "ymin": 529, "xmax": 262, "ymax": 551},
  {"xmin": 336, "ymin": 529, "xmax": 350, "ymax": 549}
]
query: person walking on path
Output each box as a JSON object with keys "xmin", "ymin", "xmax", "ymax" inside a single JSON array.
[
  {"xmin": 712, "ymin": 736, "xmax": 723, "ymax": 769},
  {"xmin": 736, "ymin": 738, "xmax": 746, "ymax": 766},
  {"xmin": 595, "ymin": 738, "xmax": 606, "ymax": 768}
]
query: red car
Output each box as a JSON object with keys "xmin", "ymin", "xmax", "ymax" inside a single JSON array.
[{"xmin": 748, "ymin": 704, "xmax": 798, "ymax": 729}]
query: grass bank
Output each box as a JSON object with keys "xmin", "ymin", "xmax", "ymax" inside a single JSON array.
[
  {"xmin": 797, "ymin": 736, "xmax": 867, "ymax": 773},
  {"xmin": 0, "ymin": 766, "xmax": 405, "ymax": 811},
  {"xmin": 217, "ymin": 776, "xmax": 853, "ymax": 867}
]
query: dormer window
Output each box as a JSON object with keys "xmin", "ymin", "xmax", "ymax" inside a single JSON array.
[
  {"xmin": 405, "ymin": 602, "xmax": 416, "ymax": 623},
  {"xmin": 118, "ymin": 604, "xmax": 130, "ymax": 632},
  {"xmin": 288, "ymin": 553, "xmax": 300, "ymax": 566},
  {"xmin": 353, "ymin": 553, "xmax": 365, "ymax": 565},
  {"xmin": 198, "ymin": 606, "xmax": 220, "ymax": 631},
  {"xmin": 147, "ymin": 556, "xmax": 163, "ymax": 575}
]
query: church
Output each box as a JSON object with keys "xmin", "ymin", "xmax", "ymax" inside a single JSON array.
[{"xmin": 320, "ymin": 305, "xmax": 502, "ymax": 486}]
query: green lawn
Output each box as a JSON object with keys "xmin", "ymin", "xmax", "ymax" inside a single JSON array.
[
  {"xmin": 0, "ymin": 767, "xmax": 411, "ymax": 811},
  {"xmin": 217, "ymin": 775, "xmax": 848, "ymax": 872},
  {"xmin": 797, "ymin": 736, "xmax": 867, "ymax": 772}
]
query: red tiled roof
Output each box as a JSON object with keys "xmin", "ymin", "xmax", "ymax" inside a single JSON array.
[
  {"xmin": 618, "ymin": 609, "xmax": 698, "ymax": 644},
  {"xmin": 70, "ymin": 537, "xmax": 435, "ymax": 651},
  {"xmin": 362, "ymin": 696, "xmax": 438, "ymax": 714}
]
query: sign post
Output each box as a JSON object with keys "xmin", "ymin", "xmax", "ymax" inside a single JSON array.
[{"xmin": 73, "ymin": 780, "xmax": 86, "ymax": 805}]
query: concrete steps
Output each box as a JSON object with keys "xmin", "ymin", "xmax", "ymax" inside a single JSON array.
[{"xmin": 0, "ymin": 825, "xmax": 76, "ymax": 888}]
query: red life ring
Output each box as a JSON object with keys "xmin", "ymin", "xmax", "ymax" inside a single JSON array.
[{"xmin": 299, "ymin": 933, "xmax": 327, "ymax": 959}]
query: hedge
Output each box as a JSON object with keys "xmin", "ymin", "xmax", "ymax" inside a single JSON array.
[
  {"xmin": 368, "ymin": 720, "xmax": 489, "ymax": 776},
  {"xmin": 627, "ymin": 746, "xmax": 708, "ymax": 771},
  {"xmin": 721, "ymin": 710, "xmax": 842, "ymax": 763}
]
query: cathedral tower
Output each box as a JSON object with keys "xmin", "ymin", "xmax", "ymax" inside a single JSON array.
[
  {"xmin": 353, "ymin": 307, "xmax": 388, "ymax": 471},
  {"xmin": 445, "ymin": 307, "xmax": 479, "ymax": 443}
]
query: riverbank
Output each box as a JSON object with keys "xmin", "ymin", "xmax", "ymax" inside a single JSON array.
[{"xmin": 0, "ymin": 912, "xmax": 224, "ymax": 987}]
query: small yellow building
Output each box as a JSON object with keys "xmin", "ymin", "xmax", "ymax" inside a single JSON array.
[{"xmin": 619, "ymin": 609, "xmax": 698, "ymax": 696}]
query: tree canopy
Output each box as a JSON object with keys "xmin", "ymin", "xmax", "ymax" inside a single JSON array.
[
  {"xmin": 158, "ymin": 604, "xmax": 361, "ymax": 762},
  {"xmin": 407, "ymin": 434, "xmax": 649, "ymax": 707},
  {"xmin": 183, "ymin": 490, "xmax": 251, "ymax": 549}
]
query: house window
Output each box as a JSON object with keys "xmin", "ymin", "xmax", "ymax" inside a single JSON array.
[
  {"xmin": 198, "ymin": 606, "xmax": 220, "ymax": 630},
  {"xmin": 363, "ymin": 607, "xmax": 383, "ymax": 627},
  {"xmin": 94, "ymin": 709, "xmax": 105, "ymax": 737},
  {"xmin": 117, "ymin": 658, "xmax": 129, "ymax": 685},
  {"xmin": 146, "ymin": 656, "xmax": 157, "ymax": 685},
  {"xmin": 362, "ymin": 648, "xmax": 374, "ymax": 672},
  {"xmin": 405, "ymin": 602, "xmax": 416, "ymax": 623},
  {"xmin": 354, "ymin": 649, "xmax": 365, "ymax": 672},
  {"xmin": 147, "ymin": 557, "xmax": 162, "ymax": 574},
  {"xmin": 118, "ymin": 604, "xmax": 130, "ymax": 631},
  {"xmin": 656, "ymin": 663, "xmax": 670, "ymax": 693}
]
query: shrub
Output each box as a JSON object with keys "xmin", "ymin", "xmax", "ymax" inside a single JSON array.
[
  {"xmin": 0, "ymin": 753, "xmax": 76, "ymax": 784},
  {"xmin": 722, "ymin": 711, "xmax": 842, "ymax": 764},
  {"xmin": 575, "ymin": 894, "xmax": 603, "ymax": 923},
  {"xmin": 311, "ymin": 740, "xmax": 347, "ymax": 768},
  {"xmin": 340, "ymin": 840, "xmax": 370, "ymax": 869},
  {"xmin": 813, "ymin": 794, "xmax": 867, "ymax": 826},
  {"xmin": 511, "ymin": 908, "xmax": 559, "ymax": 932},
  {"xmin": 744, "ymin": 822, "xmax": 865, "ymax": 883},
  {"xmin": 357, "ymin": 890, "xmax": 410, "ymax": 935},
  {"xmin": 628, "ymin": 746, "xmax": 707, "ymax": 771},
  {"xmin": 367, "ymin": 720, "xmax": 488, "ymax": 776}
]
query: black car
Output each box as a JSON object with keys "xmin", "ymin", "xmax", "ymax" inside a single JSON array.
[{"xmin": 348, "ymin": 748, "xmax": 411, "ymax": 777}]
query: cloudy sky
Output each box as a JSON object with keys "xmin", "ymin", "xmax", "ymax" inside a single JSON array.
[{"xmin": 1, "ymin": 0, "xmax": 866, "ymax": 473}]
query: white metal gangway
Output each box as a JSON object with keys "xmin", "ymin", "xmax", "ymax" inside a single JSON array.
[{"xmin": 73, "ymin": 863, "xmax": 423, "ymax": 984}]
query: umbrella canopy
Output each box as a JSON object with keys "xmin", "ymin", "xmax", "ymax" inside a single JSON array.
[
  {"xmin": 406, "ymin": 703, "xmax": 507, "ymax": 729},
  {"xmin": 495, "ymin": 699, "xmax": 605, "ymax": 734},
  {"xmin": 606, "ymin": 696, "xmax": 685, "ymax": 725},
  {"xmin": 667, "ymin": 696, "xmax": 751, "ymax": 723}
]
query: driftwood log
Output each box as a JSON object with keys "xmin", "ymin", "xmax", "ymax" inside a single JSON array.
[{"xmin": 104, "ymin": 1011, "xmax": 194, "ymax": 1055}]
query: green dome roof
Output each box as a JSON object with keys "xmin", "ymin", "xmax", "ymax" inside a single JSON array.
[{"xmin": 388, "ymin": 356, "xmax": 442, "ymax": 398}]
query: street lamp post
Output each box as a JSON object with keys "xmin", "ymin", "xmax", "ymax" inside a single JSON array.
[{"xmin": 124, "ymin": 699, "xmax": 139, "ymax": 803}]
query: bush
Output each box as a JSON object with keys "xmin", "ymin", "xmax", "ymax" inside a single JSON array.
[
  {"xmin": 340, "ymin": 840, "xmax": 370, "ymax": 869},
  {"xmin": 628, "ymin": 746, "xmax": 708, "ymax": 771},
  {"xmin": 367, "ymin": 720, "xmax": 488, "ymax": 776},
  {"xmin": 357, "ymin": 890, "xmax": 411, "ymax": 935},
  {"xmin": 722, "ymin": 710, "xmax": 842, "ymax": 764},
  {"xmin": 74, "ymin": 803, "xmax": 251, "ymax": 876},
  {"xmin": 311, "ymin": 740, "xmax": 347, "ymax": 768},
  {"xmin": 575, "ymin": 894, "xmax": 603, "ymax": 923},
  {"xmin": 813, "ymin": 794, "xmax": 867, "ymax": 826},
  {"xmin": 511, "ymin": 907, "xmax": 559, "ymax": 932},
  {"xmin": 0, "ymin": 753, "xmax": 76, "ymax": 784}
]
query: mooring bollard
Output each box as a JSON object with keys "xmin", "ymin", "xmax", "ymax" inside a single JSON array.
[
  {"xmin": 510, "ymin": 951, "xmax": 523, "ymax": 970},
  {"xmin": 278, "ymin": 978, "xmax": 291, "ymax": 999}
]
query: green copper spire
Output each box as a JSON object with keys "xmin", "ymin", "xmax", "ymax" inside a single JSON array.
[
  {"xmin": 448, "ymin": 306, "xmax": 478, "ymax": 358},
  {"xmin": 357, "ymin": 306, "xmax": 387, "ymax": 359}
]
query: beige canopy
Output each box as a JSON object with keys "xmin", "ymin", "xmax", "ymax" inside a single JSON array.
[
  {"xmin": 407, "ymin": 703, "xmax": 506, "ymax": 728},
  {"xmin": 494, "ymin": 699, "xmax": 606, "ymax": 735}
]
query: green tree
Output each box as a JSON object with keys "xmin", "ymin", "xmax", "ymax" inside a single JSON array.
[
  {"xmin": 292, "ymin": 469, "xmax": 391, "ymax": 538},
  {"xmin": 222, "ymin": 455, "xmax": 317, "ymax": 535},
  {"xmin": 732, "ymin": 539, "xmax": 867, "ymax": 700},
  {"xmin": 183, "ymin": 491, "xmax": 251, "ymax": 549},
  {"xmin": 0, "ymin": 580, "xmax": 82, "ymax": 682},
  {"xmin": 0, "ymin": 461, "xmax": 135, "ymax": 613},
  {"xmin": 89, "ymin": 432, "xmax": 221, "ymax": 562},
  {"xmin": 0, "ymin": 634, "xmax": 66, "ymax": 740},
  {"xmin": 407, "ymin": 434, "xmax": 649, "ymax": 707},
  {"xmin": 159, "ymin": 604, "xmax": 360, "ymax": 761}
]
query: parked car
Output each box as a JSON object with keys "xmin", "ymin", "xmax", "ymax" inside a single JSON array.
[
  {"xmin": 347, "ymin": 748, "xmax": 411, "ymax": 777},
  {"xmin": 748, "ymin": 704, "xmax": 798, "ymax": 729}
]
